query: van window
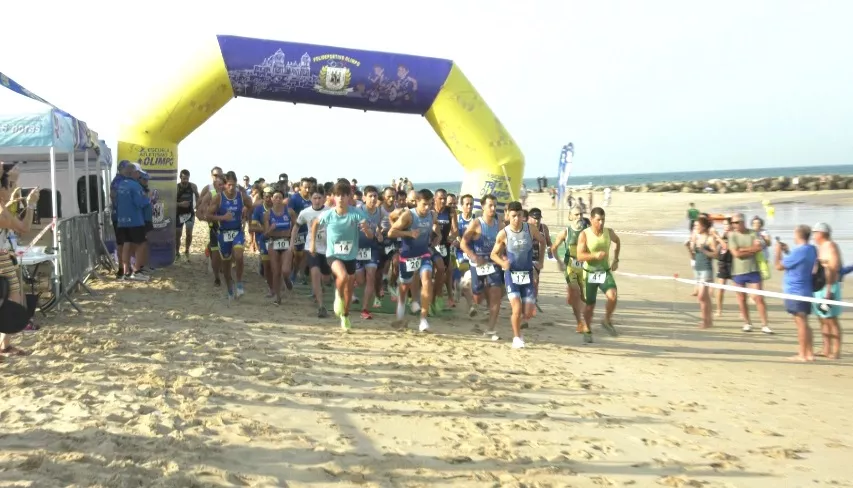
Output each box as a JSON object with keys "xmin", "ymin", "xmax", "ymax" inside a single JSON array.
[
  {"xmin": 77, "ymin": 175, "xmax": 105, "ymax": 214},
  {"xmin": 21, "ymin": 188, "xmax": 60, "ymax": 223}
]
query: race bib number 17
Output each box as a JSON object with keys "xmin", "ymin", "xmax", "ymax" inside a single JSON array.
[{"xmin": 510, "ymin": 271, "xmax": 530, "ymax": 285}]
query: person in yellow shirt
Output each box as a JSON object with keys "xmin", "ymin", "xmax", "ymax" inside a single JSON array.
[
  {"xmin": 576, "ymin": 207, "xmax": 621, "ymax": 337},
  {"xmin": 550, "ymin": 205, "xmax": 592, "ymax": 342}
]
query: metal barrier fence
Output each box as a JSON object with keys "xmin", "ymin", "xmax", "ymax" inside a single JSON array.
[
  {"xmin": 101, "ymin": 209, "xmax": 116, "ymax": 245},
  {"xmin": 54, "ymin": 212, "xmax": 114, "ymax": 312}
]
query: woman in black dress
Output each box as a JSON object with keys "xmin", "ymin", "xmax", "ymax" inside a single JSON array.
[{"xmin": 714, "ymin": 217, "xmax": 733, "ymax": 317}]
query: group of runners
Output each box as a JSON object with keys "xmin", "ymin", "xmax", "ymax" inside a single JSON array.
[{"xmin": 176, "ymin": 167, "xmax": 624, "ymax": 348}]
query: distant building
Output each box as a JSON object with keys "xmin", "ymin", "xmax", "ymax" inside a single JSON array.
[{"xmin": 229, "ymin": 49, "xmax": 318, "ymax": 96}]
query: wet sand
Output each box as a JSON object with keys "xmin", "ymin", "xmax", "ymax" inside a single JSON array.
[{"xmin": 1, "ymin": 190, "xmax": 851, "ymax": 487}]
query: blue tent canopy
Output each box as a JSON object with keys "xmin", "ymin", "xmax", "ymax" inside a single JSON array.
[{"xmin": 0, "ymin": 72, "xmax": 100, "ymax": 154}]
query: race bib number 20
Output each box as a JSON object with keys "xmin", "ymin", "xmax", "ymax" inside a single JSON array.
[{"xmin": 405, "ymin": 257, "xmax": 422, "ymax": 272}]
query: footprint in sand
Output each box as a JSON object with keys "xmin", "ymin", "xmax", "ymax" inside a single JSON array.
[
  {"xmin": 745, "ymin": 426, "xmax": 783, "ymax": 437},
  {"xmin": 656, "ymin": 475, "xmax": 705, "ymax": 487},
  {"xmin": 679, "ymin": 424, "xmax": 717, "ymax": 437},
  {"xmin": 640, "ymin": 436, "xmax": 682, "ymax": 448},
  {"xmin": 667, "ymin": 401, "xmax": 706, "ymax": 413},
  {"xmin": 750, "ymin": 445, "xmax": 810, "ymax": 460},
  {"xmin": 633, "ymin": 405, "xmax": 671, "ymax": 416}
]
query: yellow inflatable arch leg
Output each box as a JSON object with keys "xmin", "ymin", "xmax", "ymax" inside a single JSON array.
[{"xmin": 118, "ymin": 35, "xmax": 524, "ymax": 267}]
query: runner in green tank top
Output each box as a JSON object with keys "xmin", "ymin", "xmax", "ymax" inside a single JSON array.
[
  {"xmin": 550, "ymin": 205, "xmax": 592, "ymax": 342},
  {"xmin": 576, "ymin": 207, "xmax": 621, "ymax": 336}
]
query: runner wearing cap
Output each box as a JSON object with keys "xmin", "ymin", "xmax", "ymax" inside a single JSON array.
[{"xmin": 812, "ymin": 222, "xmax": 843, "ymax": 359}]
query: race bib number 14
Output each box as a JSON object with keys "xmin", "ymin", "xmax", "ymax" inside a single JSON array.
[{"xmin": 334, "ymin": 241, "xmax": 353, "ymax": 255}]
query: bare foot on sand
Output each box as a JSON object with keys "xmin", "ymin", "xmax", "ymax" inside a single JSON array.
[
  {"xmin": 788, "ymin": 354, "xmax": 815, "ymax": 362},
  {"xmin": 816, "ymin": 352, "xmax": 840, "ymax": 360}
]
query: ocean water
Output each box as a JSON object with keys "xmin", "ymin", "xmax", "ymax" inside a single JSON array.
[
  {"xmin": 652, "ymin": 201, "xmax": 853, "ymax": 259},
  {"xmin": 380, "ymin": 164, "xmax": 853, "ymax": 195}
]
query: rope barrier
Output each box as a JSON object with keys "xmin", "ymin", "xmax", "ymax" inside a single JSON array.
[{"xmin": 615, "ymin": 270, "xmax": 852, "ymax": 308}]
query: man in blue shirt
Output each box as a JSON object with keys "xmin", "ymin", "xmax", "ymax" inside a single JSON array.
[
  {"xmin": 110, "ymin": 160, "xmax": 134, "ymax": 278},
  {"xmin": 774, "ymin": 224, "xmax": 818, "ymax": 362},
  {"xmin": 116, "ymin": 164, "xmax": 151, "ymax": 281}
]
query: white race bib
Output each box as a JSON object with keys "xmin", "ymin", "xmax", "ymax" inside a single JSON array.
[
  {"xmin": 588, "ymin": 271, "xmax": 606, "ymax": 284},
  {"xmin": 510, "ymin": 271, "xmax": 531, "ymax": 285},
  {"xmin": 295, "ymin": 234, "xmax": 306, "ymax": 245},
  {"xmin": 435, "ymin": 245, "xmax": 447, "ymax": 257},
  {"xmin": 357, "ymin": 247, "xmax": 372, "ymax": 260},
  {"xmin": 569, "ymin": 258, "xmax": 581, "ymax": 268},
  {"xmin": 272, "ymin": 238, "xmax": 290, "ymax": 251},
  {"xmin": 405, "ymin": 257, "xmax": 422, "ymax": 272},
  {"xmin": 476, "ymin": 263, "xmax": 496, "ymax": 276},
  {"xmin": 385, "ymin": 244, "xmax": 395, "ymax": 255},
  {"xmin": 334, "ymin": 241, "xmax": 353, "ymax": 255},
  {"xmin": 221, "ymin": 230, "xmax": 239, "ymax": 243},
  {"xmin": 179, "ymin": 213, "xmax": 192, "ymax": 224}
]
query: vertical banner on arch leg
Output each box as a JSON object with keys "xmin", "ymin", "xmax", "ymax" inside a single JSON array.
[
  {"xmin": 425, "ymin": 63, "xmax": 524, "ymax": 214},
  {"xmin": 117, "ymin": 137, "xmax": 179, "ymax": 268}
]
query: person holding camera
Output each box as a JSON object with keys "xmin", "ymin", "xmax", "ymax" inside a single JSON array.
[
  {"xmin": 0, "ymin": 162, "xmax": 41, "ymax": 358},
  {"xmin": 774, "ymin": 225, "xmax": 818, "ymax": 362}
]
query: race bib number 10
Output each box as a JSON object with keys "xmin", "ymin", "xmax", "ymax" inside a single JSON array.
[
  {"xmin": 272, "ymin": 238, "xmax": 290, "ymax": 251},
  {"xmin": 588, "ymin": 271, "xmax": 606, "ymax": 284}
]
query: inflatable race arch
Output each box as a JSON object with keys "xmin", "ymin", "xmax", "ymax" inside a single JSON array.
[{"xmin": 118, "ymin": 35, "xmax": 524, "ymax": 267}]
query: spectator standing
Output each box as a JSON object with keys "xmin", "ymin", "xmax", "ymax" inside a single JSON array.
[{"xmin": 774, "ymin": 225, "xmax": 818, "ymax": 361}]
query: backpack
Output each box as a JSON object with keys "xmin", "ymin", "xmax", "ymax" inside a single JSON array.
[{"xmin": 813, "ymin": 259, "xmax": 826, "ymax": 292}]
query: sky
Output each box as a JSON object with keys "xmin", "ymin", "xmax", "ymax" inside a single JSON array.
[{"xmin": 2, "ymin": 0, "xmax": 852, "ymax": 185}]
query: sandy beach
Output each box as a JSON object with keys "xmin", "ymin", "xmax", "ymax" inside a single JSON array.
[{"xmin": 2, "ymin": 189, "xmax": 852, "ymax": 488}]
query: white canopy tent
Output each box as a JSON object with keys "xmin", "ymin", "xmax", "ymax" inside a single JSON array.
[{"xmin": 0, "ymin": 109, "xmax": 111, "ymax": 243}]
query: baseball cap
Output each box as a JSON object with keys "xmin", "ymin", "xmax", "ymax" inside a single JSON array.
[
  {"xmin": 529, "ymin": 208, "xmax": 543, "ymax": 220},
  {"xmin": 279, "ymin": 173, "xmax": 288, "ymax": 181},
  {"xmin": 814, "ymin": 222, "xmax": 832, "ymax": 235},
  {"xmin": 139, "ymin": 171, "xmax": 150, "ymax": 180}
]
